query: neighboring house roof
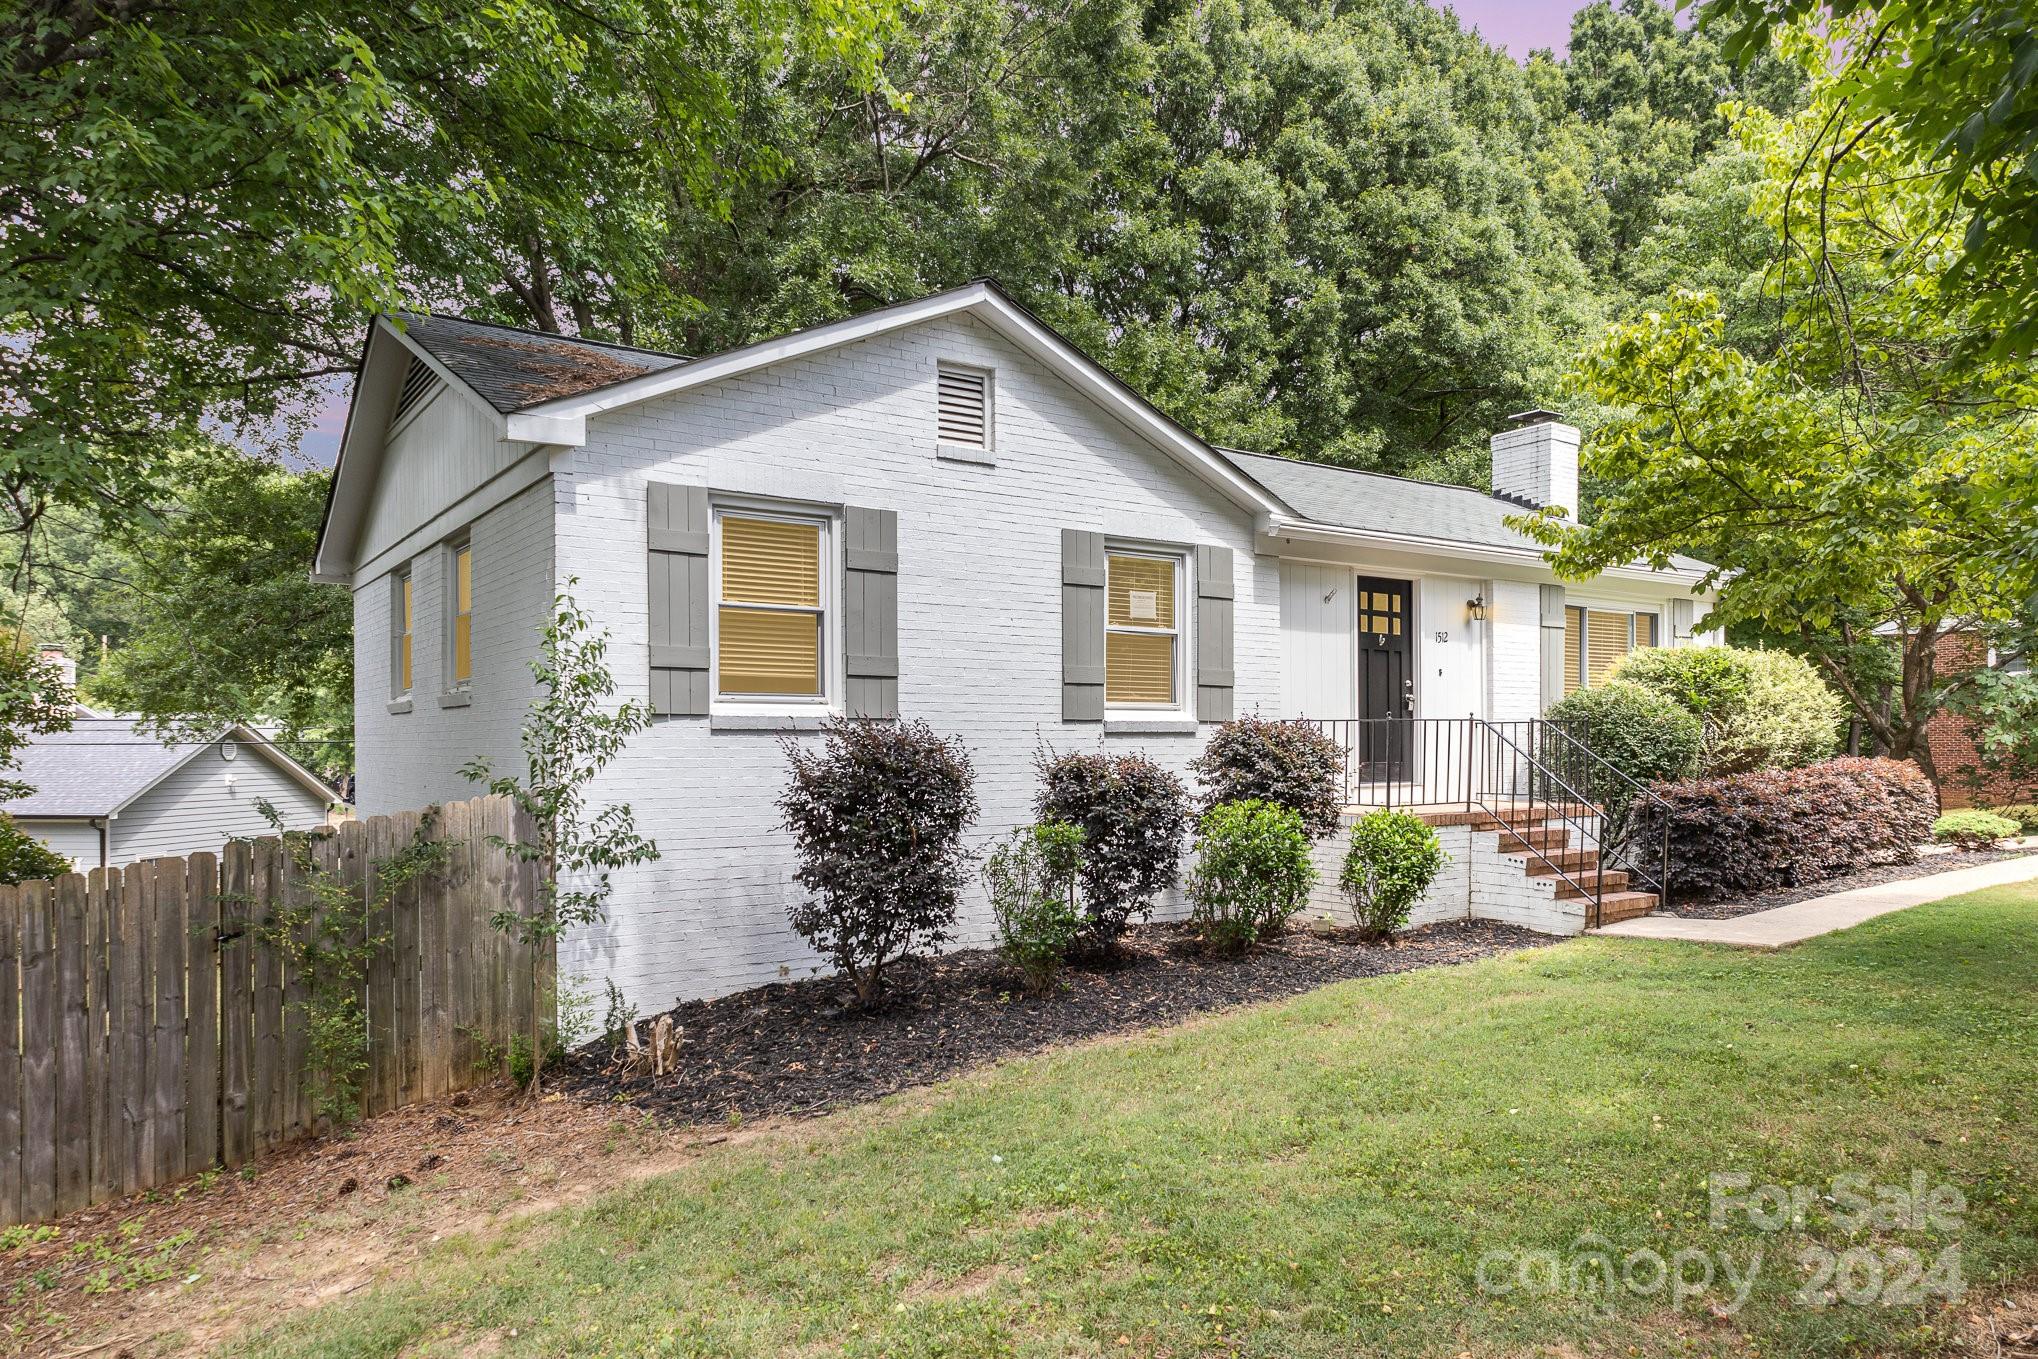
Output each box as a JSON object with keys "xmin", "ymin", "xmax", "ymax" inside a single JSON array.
[
  {"xmin": 2, "ymin": 719, "xmax": 336, "ymax": 820},
  {"xmin": 1220, "ymin": 448, "xmax": 1715, "ymax": 577},
  {"xmin": 390, "ymin": 313, "xmax": 689, "ymax": 414},
  {"xmin": 316, "ymin": 280, "xmax": 1289, "ymax": 581}
]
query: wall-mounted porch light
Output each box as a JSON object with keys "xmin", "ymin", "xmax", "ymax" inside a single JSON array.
[{"xmin": 1466, "ymin": 594, "xmax": 1488, "ymax": 623}]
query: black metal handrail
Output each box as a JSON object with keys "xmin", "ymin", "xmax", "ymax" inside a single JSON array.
[
  {"xmin": 1535, "ymin": 721, "xmax": 1674, "ymax": 902},
  {"xmin": 1472, "ymin": 719, "xmax": 1619, "ymax": 923}
]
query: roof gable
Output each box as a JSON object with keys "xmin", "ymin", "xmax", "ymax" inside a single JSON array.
[
  {"xmin": 394, "ymin": 314, "xmax": 688, "ymax": 414},
  {"xmin": 316, "ymin": 282, "xmax": 1286, "ymax": 580},
  {"xmin": 3, "ymin": 720, "xmax": 335, "ymax": 819}
]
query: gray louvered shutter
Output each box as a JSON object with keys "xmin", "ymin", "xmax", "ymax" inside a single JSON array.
[
  {"xmin": 1061, "ymin": 530, "xmax": 1105, "ymax": 721},
  {"xmin": 1668, "ymin": 597, "xmax": 1694, "ymax": 647},
  {"xmin": 1539, "ymin": 583, "xmax": 1567, "ymax": 712},
  {"xmin": 844, "ymin": 506, "xmax": 899, "ymax": 719},
  {"xmin": 647, "ymin": 483, "xmax": 710, "ymax": 716},
  {"xmin": 1195, "ymin": 545, "xmax": 1235, "ymax": 722}
]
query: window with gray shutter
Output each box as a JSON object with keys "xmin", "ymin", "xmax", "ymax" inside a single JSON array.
[
  {"xmin": 1195, "ymin": 545, "xmax": 1234, "ymax": 722},
  {"xmin": 937, "ymin": 364, "xmax": 990, "ymax": 448},
  {"xmin": 647, "ymin": 482, "xmax": 711, "ymax": 715},
  {"xmin": 844, "ymin": 507, "xmax": 899, "ymax": 718},
  {"xmin": 1061, "ymin": 529, "xmax": 1106, "ymax": 720}
]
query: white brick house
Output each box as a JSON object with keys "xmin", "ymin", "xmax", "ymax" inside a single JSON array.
[{"xmin": 315, "ymin": 282, "xmax": 1718, "ymax": 1008}]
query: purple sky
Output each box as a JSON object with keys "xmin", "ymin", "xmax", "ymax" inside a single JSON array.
[
  {"xmin": 1433, "ymin": 0, "xmax": 1582, "ymax": 58},
  {"xmin": 287, "ymin": 0, "xmax": 1597, "ymax": 465}
]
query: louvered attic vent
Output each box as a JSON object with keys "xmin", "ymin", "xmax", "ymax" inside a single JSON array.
[
  {"xmin": 392, "ymin": 357, "xmax": 440, "ymax": 425},
  {"xmin": 937, "ymin": 364, "xmax": 990, "ymax": 447}
]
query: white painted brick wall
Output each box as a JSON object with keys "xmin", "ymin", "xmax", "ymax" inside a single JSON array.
[
  {"xmin": 1487, "ymin": 579, "xmax": 1544, "ymax": 722},
  {"xmin": 353, "ymin": 480, "xmax": 554, "ymax": 815},
  {"xmin": 547, "ymin": 314, "xmax": 1283, "ymax": 1010},
  {"xmin": 1304, "ymin": 814, "xmax": 1599, "ymax": 938},
  {"xmin": 1303, "ymin": 820, "xmax": 1471, "ymax": 929}
]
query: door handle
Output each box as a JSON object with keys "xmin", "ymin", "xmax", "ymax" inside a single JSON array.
[{"xmin": 1403, "ymin": 677, "xmax": 1415, "ymax": 716}]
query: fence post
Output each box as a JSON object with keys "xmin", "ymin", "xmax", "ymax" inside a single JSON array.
[
  {"xmin": 53, "ymin": 874, "xmax": 89, "ymax": 1215},
  {"xmin": 0, "ymin": 885, "xmax": 20, "ymax": 1227},
  {"xmin": 19, "ymin": 881, "xmax": 55, "ymax": 1222},
  {"xmin": 185, "ymin": 854, "xmax": 220, "ymax": 1176}
]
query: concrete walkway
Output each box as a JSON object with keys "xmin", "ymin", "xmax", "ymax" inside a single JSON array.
[{"xmin": 1592, "ymin": 854, "xmax": 2038, "ymax": 948}]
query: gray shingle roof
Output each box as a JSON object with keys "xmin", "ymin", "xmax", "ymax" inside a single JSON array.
[
  {"xmin": 2, "ymin": 719, "xmax": 205, "ymax": 817},
  {"xmin": 1219, "ymin": 448, "xmax": 1712, "ymax": 573},
  {"xmin": 394, "ymin": 314, "xmax": 688, "ymax": 414}
]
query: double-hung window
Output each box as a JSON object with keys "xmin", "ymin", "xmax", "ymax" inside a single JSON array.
[
  {"xmin": 448, "ymin": 542, "xmax": 473, "ymax": 688},
  {"xmin": 1104, "ymin": 550, "xmax": 1182, "ymax": 708},
  {"xmin": 392, "ymin": 569, "xmax": 414, "ymax": 696},
  {"xmin": 1563, "ymin": 606, "xmax": 1661, "ymax": 693},
  {"xmin": 715, "ymin": 509, "xmax": 828, "ymax": 701}
]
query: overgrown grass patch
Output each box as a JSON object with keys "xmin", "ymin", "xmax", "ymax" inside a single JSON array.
[{"xmin": 227, "ymin": 885, "xmax": 2038, "ymax": 1358}]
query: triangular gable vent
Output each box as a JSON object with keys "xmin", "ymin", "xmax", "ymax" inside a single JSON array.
[{"xmin": 391, "ymin": 357, "xmax": 442, "ymax": 426}]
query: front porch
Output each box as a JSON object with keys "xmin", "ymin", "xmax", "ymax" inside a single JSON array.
[{"xmin": 1298, "ymin": 717, "xmax": 1669, "ymax": 933}]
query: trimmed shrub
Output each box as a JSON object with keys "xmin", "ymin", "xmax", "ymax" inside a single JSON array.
[
  {"xmin": 1988, "ymin": 804, "xmax": 2038, "ymax": 834},
  {"xmin": 1609, "ymin": 645, "xmax": 1751, "ymax": 721},
  {"xmin": 982, "ymin": 820, "xmax": 1085, "ymax": 992},
  {"xmin": 1034, "ymin": 748, "xmax": 1190, "ymax": 942},
  {"xmin": 1631, "ymin": 757, "xmax": 1936, "ymax": 901},
  {"xmin": 1190, "ymin": 716, "xmax": 1345, "ymax": 838},
  {"xmin": 0, "ymin": 814, "xmax": 69, "ymax": 885},
  {"xmin": 1611, "ymin": 646, "xmax": 1845, "ymax": 775},
  {"xmin": 1546, "ymin": 680, "xmax": 1703, "ymax": 790},
  {"xmin": 1932, "ymin": 810, "xmax": 2019, "ymax": 850},
  {"xmin": 779, "ymin": 718, "xmax": 979, "ymax": 1008},
  {"xmin": 1186, "ymin": 799, "xmax": 1315, "ymax": 954},
  {"xmin": 1338, "ymin": 810, "xmax": 1450, "ymax": 941}
]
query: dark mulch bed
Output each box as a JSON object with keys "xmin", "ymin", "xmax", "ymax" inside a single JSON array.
[
  {"xmin": 561, "ymin": 919, "xmax": 1553, "ymax": 1126},
  {"xmin": 1663, "ymin": 848, "xmax": 2032, "ymax": 920}
]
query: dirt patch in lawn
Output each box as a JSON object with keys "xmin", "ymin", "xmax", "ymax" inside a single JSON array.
[
  {"xmin": 0, "ymin": 1084, "xmax": 738, "ymax": 1358},
  {"xmin": 1662, "ymin": 849, "xmax": 2030, "ymax": 919},
  {"xmin": 562, "ymin": 918, "xmax": 1553, "ymax": 1126}
]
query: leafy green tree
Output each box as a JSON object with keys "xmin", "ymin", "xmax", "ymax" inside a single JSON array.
[
  {"xmin": 89, "ymin": 448, "xmax": 350, "ymax": 769},
  {"xmin": 462, "ymin": 587, "xmax": 659, "ymax": 946},
  {"xmin": 0, "ymin": 0, "xmax": 898, "ymax": 547},
  {"xmin": 1527, "ymin": 99, "xmax": 2038, "ymax": 778},
  {"xmin": 651, "ymin": 0, "xmax": 1606, "ymax": 476},
  {"xmin": 1528, "ymin": 0, "xmax": 1803, "ymax": 299},
  {"xmin": 0, "ymin": 639, "xmax": 73, "ymax": 804},
  {"xmin": 1702, "ymin": 0, "xmax": 2038, "ymax": 355}
]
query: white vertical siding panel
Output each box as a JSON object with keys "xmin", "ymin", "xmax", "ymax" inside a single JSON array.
[{"xmin": 1279, "ymin": 561, "xmax": 1355, "ymax": 718}]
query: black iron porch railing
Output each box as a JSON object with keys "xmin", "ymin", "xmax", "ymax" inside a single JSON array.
[{"xmin": 1295, "ymin": 716, "xmax": 1675, "ymax": 927}]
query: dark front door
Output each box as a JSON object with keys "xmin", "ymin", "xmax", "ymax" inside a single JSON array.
[{"xmin": 1355, "ymin": 577, "xmax": 1414, "ymax": 781}]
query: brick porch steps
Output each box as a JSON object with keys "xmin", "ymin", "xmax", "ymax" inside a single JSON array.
[
  {"xmin": 1592, "ymin": 891, "xmax": 1661, "ymax": 925},
  {"xmin": 1553, "ymin": 870, "xmax": 1630, "ymax": 899},
  {"xmin": 1524, "ymin": 848, "xmax": 1601, "ymax": 875}
]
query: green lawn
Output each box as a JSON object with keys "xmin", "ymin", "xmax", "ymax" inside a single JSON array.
[{"xmin": 228, "ymin": 887, "xmax": 2038, "ymax": 1358}]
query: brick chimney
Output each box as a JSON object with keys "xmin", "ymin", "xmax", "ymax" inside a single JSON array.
[
  {"xmin": 1490, "ymin": 409, "xmax": 1579, "ymax": 519},
  {"xmin": 37, "ymin": 643, "xmax": 76, "ymax": 691}
]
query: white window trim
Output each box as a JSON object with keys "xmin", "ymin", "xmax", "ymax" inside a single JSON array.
[
  {"xmin": 390, "ymin": 566, "xmax": 414, "ymax": 701},
  {"xmin": 442, "ymin": 536, "xmax": 473, "ymax": 694},
  {"xmin": 708, "ymin": 497, "xmax": 842, "ymax": 716},
  {"xmin": 1103, "ymin": 542, "xmax": 1194, "ymax": 720}
]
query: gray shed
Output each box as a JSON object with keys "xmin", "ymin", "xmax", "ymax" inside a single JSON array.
[{"xmin": 3, "ymin": 718, "xmax": 337, "ymax": 870}]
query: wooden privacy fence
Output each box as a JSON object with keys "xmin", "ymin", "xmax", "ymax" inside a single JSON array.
[{"xmin": 0, "ymin": 794, "xmax": 551, "ymax": 1227}]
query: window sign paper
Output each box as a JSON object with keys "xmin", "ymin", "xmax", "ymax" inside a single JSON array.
[{"xmin": 1128, "ymin": 589, "xmax": 1158, "ymax": 623}]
